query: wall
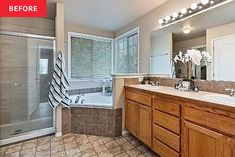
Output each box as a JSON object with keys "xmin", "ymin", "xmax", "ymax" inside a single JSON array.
[
  {"xmin": 206, "ymin": 22, "xmax": 235, "ymax": 80},
  {"xmin": 115, "ymin": 0, "xmax": 196, "ymax": 73},
  {"xmin": 173, "ymin": 36, "xmax": 206, "ymax": 53},
  {"xmin": 0, "ymin": 18, "xmax": 55, "ymax": 36}
]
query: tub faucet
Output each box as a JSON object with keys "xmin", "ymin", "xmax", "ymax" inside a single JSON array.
[
  {"xmin": 102, "ymin": 80, "xmax": 106, "ymax": 95},
  {"xmin": 75, "ymin": 93, "xmax": 84, "ymax": 103},
  {"xmin": 226, "ymin": 88, "xmax": 235, "ymax": 97},
  {"xmin": 81, "ymin": 99, "xmax": 86, "ymax": 104}
]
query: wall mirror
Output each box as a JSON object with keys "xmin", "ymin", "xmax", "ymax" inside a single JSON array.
[{"xmin": 150, "ymin": 0, "xmax": 235, "ymax": 81}]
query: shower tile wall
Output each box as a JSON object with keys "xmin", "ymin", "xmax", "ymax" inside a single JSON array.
[{"xmin": 0, "ymin": 35, "xmax": 28, "ymax": 125}]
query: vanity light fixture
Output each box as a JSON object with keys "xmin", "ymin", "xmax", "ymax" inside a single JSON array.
[
  {"xmin": 158, "ymin": 0, "xmax": 229, "ymax": 26},
  {"xmin": 172, "ymin": 12, "xmax": 179, "ymax": 18},
  {"xmin": 201, "ymin": 0, "xmax": 210, "ymax": 5},
  {"xmin": 191, "ymin": 3, "xmax": 198, "ymax": 10},
  {"xmin": 181, "ymin": 8, "xmax": 188, "ymax": 14}
]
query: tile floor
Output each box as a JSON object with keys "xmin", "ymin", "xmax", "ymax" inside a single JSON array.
[{"xmin": 0, "ymin": 133, "xmax": 160, "ymax": 157}]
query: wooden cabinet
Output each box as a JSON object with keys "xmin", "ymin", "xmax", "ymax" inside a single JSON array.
[
  {"xmin": 182, "ymin": 106, "xmax": 235, "ymax": 157},
  {"xmin": 183, "ymin": 121, "xmax": 224, "ymax": 157},
  {"xmin": 138, "ymin": 104, "xmax": 152, "ymax": 147},
  {"xmin": 125, "ymin": 100, "xmax": 137, "ymax": 135},
  {"xmin": 125, "ymin": 87, "xmax": 235, "ymax": 157},
  {"xmin": 125, "ymin": 91, "xmax": 152, "ymax": 146}
]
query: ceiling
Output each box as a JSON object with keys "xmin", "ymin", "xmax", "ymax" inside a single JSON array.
[{"xmin": 61, "ymin": 0, "xmax": 167, "ymax": 32}]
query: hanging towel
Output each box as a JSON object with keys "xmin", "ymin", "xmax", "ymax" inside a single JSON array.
[{"xmin": 48, "ymin": 51, "xmax": 70, "ymax": 108}]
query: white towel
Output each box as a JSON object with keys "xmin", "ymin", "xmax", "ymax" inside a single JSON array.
[{"xmin": 48, "ymin": 51, "xmax": 70, "ymax": 108}]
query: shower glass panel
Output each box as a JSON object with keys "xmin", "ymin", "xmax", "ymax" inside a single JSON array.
[{"xmin": 0, "ymin": 34, "xmax": 55, "ymax": 141}]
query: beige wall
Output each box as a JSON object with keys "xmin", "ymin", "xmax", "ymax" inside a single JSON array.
[
  {"xmin": 206, "ymin": 22, "xmax": 235, "ymax": 80},
  {"xmin": 0, "ymin": 18, "xmax": 54, "ymax": 36},
  {"xmin": 115, "ymin": 0, "xmax": 196, "ymax": 73},
  {"xmin": 173, "ymin": 36, "xmax": 206, "ymax": 53}
]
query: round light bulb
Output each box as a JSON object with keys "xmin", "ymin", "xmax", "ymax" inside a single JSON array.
[
  {"xmin": 165, "ymin": 16, "xmax": 171, "ymax": 22},
  {"xmin": 181, "ymin": 8, "xmax": 187, "ymax": 15},
  {"xmin": 158, "ymin": 19, "xmax": 164, "ymax": 24},
  {"xmin": 191, "ymin": 3, "xmax": 198, "ymax": 10},
  {"xmin": 201, "ymin": 0, "xmax": 209, "ymax": 5},
  {"xmin": 183, "ymin": 28, "xmax": 191, "ymax": 34},
  {"xmin": 172, "ymin": 12, "xmax": 178, "ymax": 18}
]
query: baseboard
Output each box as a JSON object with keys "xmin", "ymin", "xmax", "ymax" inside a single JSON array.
[{"xmin": 55, "ymin": 132, "xmax": 62, "ymax": 137}]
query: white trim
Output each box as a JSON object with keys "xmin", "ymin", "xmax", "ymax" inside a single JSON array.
[
  {"xmin": 0, "ymin": 127, "xmax": 55, "ymax": 146},
  {"xmin": 68, "ymin": 32, "xmax": 114, "ymax": 79},
  {"xmin": 114, "ymin": 27, "xmax": 140, "ymax": 74}
]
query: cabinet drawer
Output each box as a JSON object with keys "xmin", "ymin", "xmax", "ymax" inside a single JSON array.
[
  {"xmin": 153, "ymin": 138, "xmax": 179, "ymax": 157},
  {"xmin": 154, "ymin": 98, "xmax": 180, "ymax": 117},
  {"xmin": 126, "ymin": 91, "xmax": 152, "ymax": 107},
  {"xmin": 153, "ymin": 110, "xmax": 180, "ymax": 134},
  {"xmin": 153, "ymin": 124, "xmax": 180, "ymax": 152},
  {"xmin": 184, "ymin": 106, "xmax": 235, "ymax": 136}
]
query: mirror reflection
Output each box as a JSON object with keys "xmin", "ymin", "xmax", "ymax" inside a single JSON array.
[{"xmin": 150, "ymin": 1, "xmax": 235, "ymax": 81}]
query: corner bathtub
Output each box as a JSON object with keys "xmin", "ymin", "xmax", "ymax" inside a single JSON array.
[{"xmin": 69, "ymin": 92, "xmax": 113, "ymax": 107}]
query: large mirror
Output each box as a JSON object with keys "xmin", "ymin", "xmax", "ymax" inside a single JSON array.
[{"xmin": 150, "ymin": 1, "xmax": 235, "ymax": 81}]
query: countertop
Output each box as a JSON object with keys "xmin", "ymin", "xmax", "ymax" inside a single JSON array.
[{"xmin": 125, "ymin": 84, "xmax": 235, "ymax": 109}]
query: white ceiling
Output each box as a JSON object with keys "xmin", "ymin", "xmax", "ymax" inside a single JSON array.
[{"xmin": 63, "ymin": 0, "xmax": 167, "ymax": 32}]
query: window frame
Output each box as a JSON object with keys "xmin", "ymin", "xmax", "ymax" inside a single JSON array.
[
  {"xmin": 114, "ymin": 27, "xmax": 140, "ymax": 74},
  {"xmin": 68, "ymin": 32, "xmax": 114, "ymax": 80}
]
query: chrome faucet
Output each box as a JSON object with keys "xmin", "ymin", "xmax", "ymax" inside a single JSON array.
[
  {"xmin": 81, "ymin": 99, "xmax": 86, "ymax": 104},
  {"xmin": 226, "ymin": 89, "xmax": 235, "ymax": 97},
  {"xmin": 75, "ymin": 93, "xmax": 84, "ymax": 103}
]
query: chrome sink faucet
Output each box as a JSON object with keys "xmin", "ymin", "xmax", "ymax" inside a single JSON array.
[{"xmin": 226, "ymin": 88, "xmax": 235, "ymax": 97}]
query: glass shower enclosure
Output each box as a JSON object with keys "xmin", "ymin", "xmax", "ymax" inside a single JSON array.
[{"xmin": 0, "ymin": 31, "xmax": 55, "ymax": 145}]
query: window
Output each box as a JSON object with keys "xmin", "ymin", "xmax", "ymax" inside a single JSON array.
[
  {"xmin": 114, "ymin": 27, "xmax": 139, "ymax": 73},
  {"xmin": 68, "ymin": 32, "xmax": 113, "ymax": 79}
]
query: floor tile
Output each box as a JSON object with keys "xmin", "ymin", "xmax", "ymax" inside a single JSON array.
[{"xmin": 1, "ymin": 133, "xmax": 160, "ymax": 157}]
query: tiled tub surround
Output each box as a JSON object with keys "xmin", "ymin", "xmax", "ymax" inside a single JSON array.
[{"xmin": 62, "ymin": 107, "xmax": 122, "ymax": 137}]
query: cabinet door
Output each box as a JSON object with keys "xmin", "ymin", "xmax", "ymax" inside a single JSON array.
[
  {"xmin": 137, "ymin": 104, "xmax": 152, "ymax": 147},
  {"xmin": 224, "ymin": 137, "xmax": 235, "ymax": 157},
  {"xmin": 183, "ymin": 121, "xmax": 224, "ymax": 157},
  {"xmin": 125, "ymin": 100, "xmax": 137, "ymax": 135}
]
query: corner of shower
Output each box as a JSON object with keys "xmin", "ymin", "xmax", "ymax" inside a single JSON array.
[{"xmin": 0, "ymin": 31, "xmax": 56, "ymax": 146}]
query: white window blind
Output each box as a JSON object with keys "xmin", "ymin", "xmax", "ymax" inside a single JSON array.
[{"xmin": 70, "ymin": 34, "xmax": 113, "ymax": 79}]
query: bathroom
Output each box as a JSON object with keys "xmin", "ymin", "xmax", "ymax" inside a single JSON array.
[{"xmin": 0, "ymin": 0, "xmax": 235, "ymax": 157}]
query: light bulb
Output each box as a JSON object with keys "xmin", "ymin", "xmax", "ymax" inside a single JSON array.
[
  {"xmin": 191, "ymin": 3, "xmax": 198, "ymax": 10},
  {"xmin": 201, "ymin": 0, "xmax": 209, "ymax": 5},
  {"xmin": 181, "ymin": 8, "xmax": 187, "ymax": 14},
  {"xmin": 172, "ymin": 12, "xmax": 178, "ymax": 18},
  {"xmin": 183, "ymin": 28, "xmax": 191, "ymax": 34},
  {"xmin": 158, "ymin": 19, "xmax": 164, "ymax": 24},
  {"xmin": 165, "ymin": 16, "xmax": 171, "ymax": 22}
]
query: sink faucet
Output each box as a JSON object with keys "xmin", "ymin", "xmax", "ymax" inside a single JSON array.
[
  {"xmin": 75, "ymin": 93, "xmax": 84, "ymax": 103},
  {"xmin": 226, "ymin": 88, "xmax": 235, "ymax": 97}
]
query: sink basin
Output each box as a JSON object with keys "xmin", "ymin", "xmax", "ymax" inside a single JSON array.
[
  {"xmin": 136, "ymin": 84, "xmax": 162, "ymax": 89},
  {"xmin": 204, "ymin": 94, "xmax": 235, "ymax": 105}
]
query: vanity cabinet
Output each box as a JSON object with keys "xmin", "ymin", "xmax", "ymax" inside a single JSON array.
[
  {"xmin": 125, "ymin": 91, "xmax": 152, "ymax": 147},
  {"xmin": 125, "ymin": 100, "xmax": 138, "ymax": 136},
  {"xmin": 125, "ymin": 86, "xmax": 235, "ymax": 157},
  {"xmin": 182, "ymin": 106, "xmax": 235, "ymax": 157}
]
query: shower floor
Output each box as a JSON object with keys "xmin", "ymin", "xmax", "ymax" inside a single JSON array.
[{"xmin": 0, "ymin": 103, "xmax": 53, "ymax": 140}]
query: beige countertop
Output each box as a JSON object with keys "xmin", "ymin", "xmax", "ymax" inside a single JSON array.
[{"xmin": 125, "ymin": 84, "xmax": 235, "ymax": 108}]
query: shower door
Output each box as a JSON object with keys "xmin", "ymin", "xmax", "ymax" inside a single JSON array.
[{"xmin": 0, "ymin": 33, "xmax": 55, "ymax": 145}]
